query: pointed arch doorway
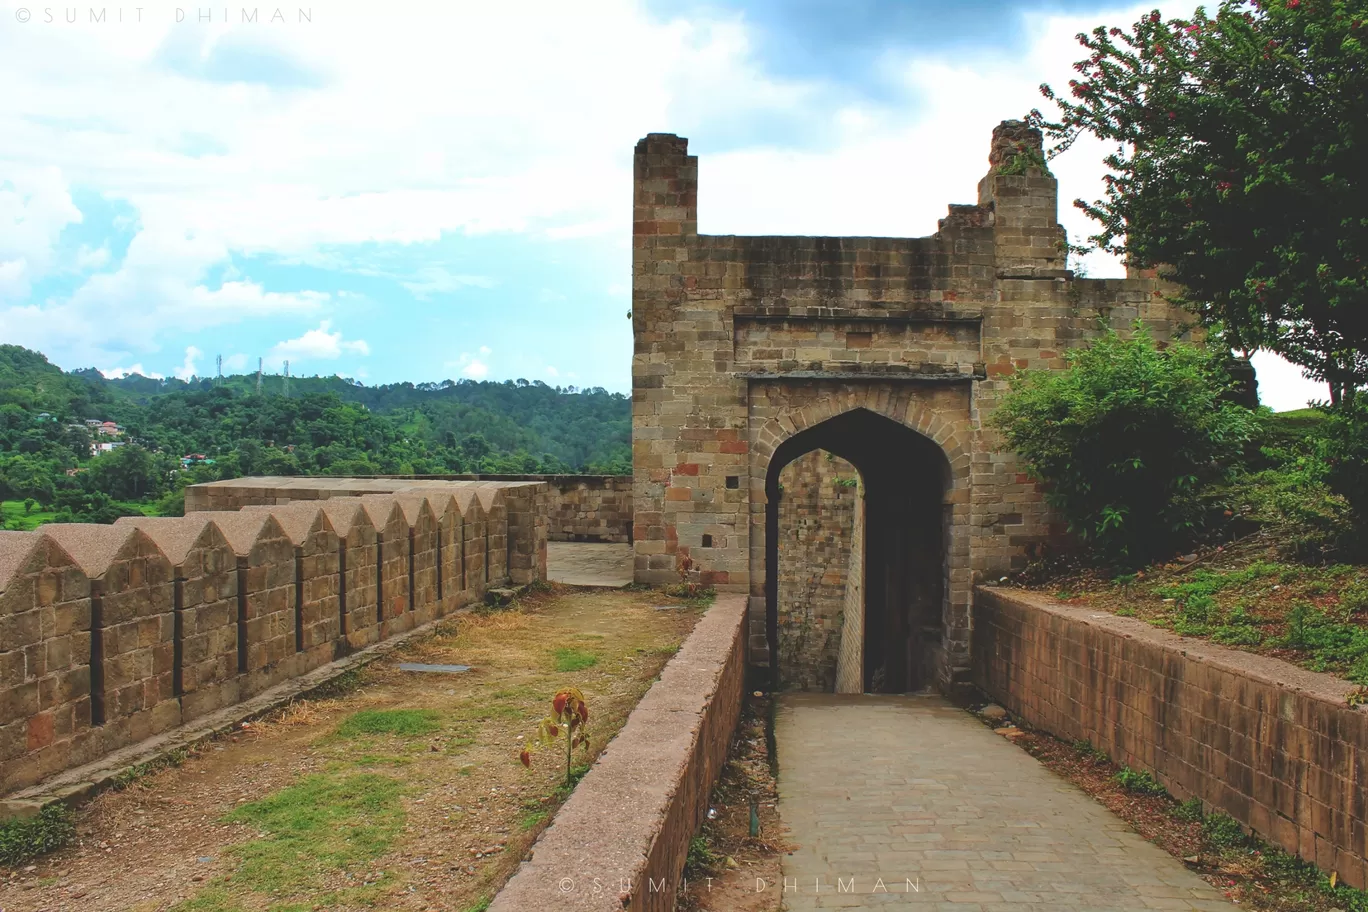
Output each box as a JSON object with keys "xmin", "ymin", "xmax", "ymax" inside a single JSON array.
[{"xmin": 764, "ymin": 408, "xmax": 952, "ymax": 694}]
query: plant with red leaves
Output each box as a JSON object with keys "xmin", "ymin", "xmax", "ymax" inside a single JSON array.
[{"xmin": 519, "ymin": 686, "xmax": 591, "ymax": 784}]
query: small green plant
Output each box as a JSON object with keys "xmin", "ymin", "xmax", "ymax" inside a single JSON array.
[
  {"xmin": 1172, "ymin": 797, "xmax": 1205, "ymax": 822},
  {"xmin": 520, "ymin": 687, "xmax": 591, "ymax": 785},
  {"xmin": 463, "ymin": 898, "xmax": 492, "ymax": 912},
  {"xmin": 685, "ymin": 835, "xmax": 717, "ymax": 875},
  {"xmin": 0, "ymin": 805, "xmax": 75, "ymax": 866},
  {"xmin": 1201, "ymin": 812, "xmax": 1248, "ymax": 849},
  {"xmin": 1114, "ymin": 767, "xmax": 1167, "ymax": 796},
  {"xmin": 553, "ymin": 648, "xmax": 598, "ymax": 673},
  {"xmin": 337, "ymin": 708, "xmax": 440, "ymax": 738}
]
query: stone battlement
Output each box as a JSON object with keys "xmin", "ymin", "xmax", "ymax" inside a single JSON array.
[{"xmin": 0, "ymin": 479, "xmax": 549, "ymax": 797}]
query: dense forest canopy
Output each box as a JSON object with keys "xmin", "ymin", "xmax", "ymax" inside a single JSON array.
[{"xmin": 0, "ymin": 344, "xmax": 630, "ymax": 525}]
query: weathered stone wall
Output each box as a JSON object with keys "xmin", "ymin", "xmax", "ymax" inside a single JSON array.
[
  {"xmin": 488, "ymin": 594, "xmax": 747, "ymax": 912},
  {"xmin": 187, "ymin": 473, "xmax": 608, "ymax": 552},
  {"xmin": 775, "ymin": 451, "xmax": 858, "ymax": 691},
  {"xmin": 0, "ymin": 482, "xmax": 548, "ymax": 799},
  {"xmin": 835, "ymin": 489, "xmax": 864, "ymax": 694},
  {"xmin": 0, "ymin": 532, "xmax": 92, "ymax": 789},
  {"xmin": 42, "ymin": 526, "xmax": 179, "ymax": 746},
  {"xmin": 630, "ymin": 122, "xmax": 1197, "ymax": 691},
  {"xmin": 114, "ymin": 517, "xmax": 241, "ymax": 722},
  {"xmin": 974, "ymin": 587, "xmax": 1368, "ymax": 890}
]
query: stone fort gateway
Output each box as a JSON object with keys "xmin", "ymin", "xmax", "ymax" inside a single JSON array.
[{"xmin": 6, "ymin": 122, "xmax": 1365, "ymax": 906}]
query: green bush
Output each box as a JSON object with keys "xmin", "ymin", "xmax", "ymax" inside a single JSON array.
[
  {"xmin": 991, "ymin": 328, "xmax": 1257, "ymax": 565},
  {"xmin": 1114, "ymin": 767, "xmax": 1167, "ymax": 796},
  {"xmin": 0, "ymin": 805, "xmax": 75, "ymax": 866},
  {"xmin": 1201, "ymin": 812, "xmax": 1248, "ymax": 849}
]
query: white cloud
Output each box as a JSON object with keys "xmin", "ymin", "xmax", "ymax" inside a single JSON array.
[
  {"xmin": 223, "ymin": 352, "xmax": 249, "ymax": 370},
  {"xmin": 0, "ymin": 167, "xmax": 82, "ymax": 300},
  {"xmin": 271, "ymin": 320, "xmax": 370, "ymax": 362},
  {"xmin": 544, "ymin": 365, "xmax": 559, "ymax": 378},
  {"xmin": 73, "ymin": 244, "xmax": 110, "ymax": 271},
  {"xmin": 399, "ymin": 267, "xmax": 496, "ymax": 300},
  {"xmin": 173, "ymin": 345, "xmax": 202, "ymax": 380},
  {"xmin": 100, "ymin": 363, "xmax": 163, "ymax": 380},
  {"xmin": 446, "ymin": 348, "xmax": 492, "ymax": 379}
]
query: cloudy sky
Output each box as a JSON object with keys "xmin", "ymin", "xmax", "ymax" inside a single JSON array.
[{"xmin": 0, "ymin": 0, "xmax": 1325, "ymax": 408}]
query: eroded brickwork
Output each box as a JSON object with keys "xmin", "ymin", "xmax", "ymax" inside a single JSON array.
[
  {"xmin": 775, "ymin": 451, "xmax": 858, "ymax": 691},
  {"xmin": 631, "ymin": 121, "xmax": 1196, "ymax": 692}
]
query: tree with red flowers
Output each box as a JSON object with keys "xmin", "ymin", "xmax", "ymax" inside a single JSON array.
[
  {"xmin": 519, "ymin": 686, "xmax": 591, "ymax": 785},
  {"xmin": 1032, "ymin": 0, "xmax": 1368, "ymax": 402}
]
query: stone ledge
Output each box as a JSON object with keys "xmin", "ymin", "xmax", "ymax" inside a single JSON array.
[
  {"xmin": 488, "ymin": 593, "xmax": 747, "ymax": 912},
  {"xmin": 738, "ymin": 370, "xmax": 980, "ymax": 383}
]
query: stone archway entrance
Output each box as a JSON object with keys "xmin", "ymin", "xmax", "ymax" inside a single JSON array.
[{"xmin": 765, "ymin": 408, "xmax": 950, "ymax": 694}]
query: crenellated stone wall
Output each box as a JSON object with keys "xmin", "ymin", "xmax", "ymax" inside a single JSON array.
[{"xmin": 1, "ymin": 480, "xmax": 546, "ymax": 799}]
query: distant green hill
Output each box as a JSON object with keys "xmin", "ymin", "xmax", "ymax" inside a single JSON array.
[{"xmin": 0, "ymin": 344, "xmax": 630, "ymax": 526}]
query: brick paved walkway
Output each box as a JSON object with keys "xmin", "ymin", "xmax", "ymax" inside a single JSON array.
[{"xmin": 775, "ymin": 694, "xmax": 1233, "ymax": 910}]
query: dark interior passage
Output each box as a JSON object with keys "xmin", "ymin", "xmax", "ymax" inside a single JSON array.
[{"xmin": 766, "ymin": 408, "xmax": 948, "ymax": 694}]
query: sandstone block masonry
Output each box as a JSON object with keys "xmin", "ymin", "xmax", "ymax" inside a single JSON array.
[
  {"xmin": 974, "ymin": 587, "xmax": 1368, "ymax": 890},
  {"xmin": 775, "ymin": 451, "xmax": 859, "ymax": 691},
  {"xmin": 1, "ymin": 480, "xmax": 547, "ymax": 798},
  {"xmin": 631, "ymin": 121, "xmax": 1198, "ymax": 693},
  {"xmin": 187, "ymin": 473, "xmax": 624, "ymax": 547}
]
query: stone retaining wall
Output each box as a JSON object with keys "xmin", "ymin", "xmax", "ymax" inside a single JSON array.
[
  {"xmin": 489, "ymin": 593, "xmax": 747, "ymax": 912},
  {"xmin": 973, "ymin": 586, "xmax": 1368, "ymax": 890},
  {"xmin": 1, "ymin": 482, "xmax": 543, "ymax": 799}
]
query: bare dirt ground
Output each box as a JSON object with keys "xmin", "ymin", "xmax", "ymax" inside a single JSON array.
[
  {"xmin": 677, "ymin": 693, "xmax": 787, "ymax": 912},
  {"xmin": 0, "ymin": 586, "xmax": 704, "ymax": 912}
]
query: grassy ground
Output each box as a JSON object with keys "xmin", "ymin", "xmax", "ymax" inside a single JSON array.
[
  {"xmin": 0, "ymin": 499, "xmax": 159, "ymax": 530},
  {"xmin": 0, "ymin": 586, "xmax": 707, "ymax": 912},
  {"xmin": 1016, "ymin": 540, "xmax": 1368, "ymax": 688}
]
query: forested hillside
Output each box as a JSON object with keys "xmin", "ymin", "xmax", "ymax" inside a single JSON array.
[{"xmin": 0, "ymin": 345, "xmax": 630, "ymax": 527}]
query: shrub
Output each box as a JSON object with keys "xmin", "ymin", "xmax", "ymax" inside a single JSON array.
[
  {"xmin": 1320, "ymin": 398, "xmax": 1368, "ymax": 528},
  {"xmin": 0, "ymin": 805, "xmax": 75, "ymax": 866},
  {"xmin": 1114, "ymin": 767, "xmax": 1167, "ymax": 796},
  {"xmin": 1201, "ymin": 812, "xmax": 1248, "ymax": 849},
  {"xmin": 991, "ymin": 328, "xmax": 1257, "ymax": 565}
]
